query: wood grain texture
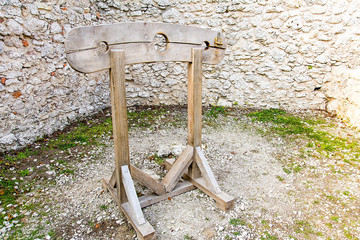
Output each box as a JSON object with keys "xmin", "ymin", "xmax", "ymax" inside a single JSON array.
[
  {"xmin": 138, "ymin": 181, "xmax": 195, "ymax": 208},
  {"xmin": 121, "ymin": 203, "xmax": 155, "ymax": 240},
  {"xmin": 165, "ymin": 159, "xmax": 235, "ymax": 212},
  {"xmin": 121, "ymin": 165, "xmax": 146, "ymax": 225},
  {"xmin": 130, "ymin": 165, "xmax": 166, "ymax": 196},
  {"xmin": 65, "ymin": 22, "xmax": 226, "ymax": 72},
  {"xmin": 195, "ymin": 147, "xmax": 221, "ymax": 194},
  {"xmin": 161, "ymin": 145, "xmax": 193, "ymax": 192},
  {"xmin": 110, "ymin": 49, "xmax": 129, "ymax": 204},
  {"xmin": 103, "ymin": 178, "xmax": 155, "ymax": 240},
  {"xmin": 187, "ymin": 48, "xmax": 203, "ymax": 179}
]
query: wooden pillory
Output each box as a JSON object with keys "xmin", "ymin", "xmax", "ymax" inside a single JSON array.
[{"xmin": 65, "ymin": 22, "xmax": 234, "ymax": 239}]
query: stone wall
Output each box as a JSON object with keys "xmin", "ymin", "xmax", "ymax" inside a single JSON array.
[
  {"xmin": 325, "ymin": 67, "xmax": 360, "ymax": 129},
  {"xmin": 1, "ymin": 0, "xmax": 360, "ymax": 151}
]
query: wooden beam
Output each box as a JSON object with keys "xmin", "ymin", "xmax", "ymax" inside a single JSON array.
[
  {"xmin": 130, "ymin": 165, "xmax": 166, "ymax": 196},
  {"xmin": 121, "ymin": 203, "xmax": 155, "ymax": 240},
  {"xmin": 139, "ymin": 181, "xmax": 195, "ymax": 208},
  {"xmin": 165, "ymin": 159, "xmax": 235, "ymax": 212},
  {"xmin": 65, "ymin": 22, "xmax": 226, "ymax": 73},
  {"xmin": 121, "ymin": 165, "xmax": 146, "ymax": 225},
  {"xmin": 187, "ymin": 48, "xmax": 203, "ymax": 179},
  {"xmin": 103, "ymin": 178, "xmax": 156, "ymax": 240},
  {"xmin": 110, "ymin": 49, "xmax": 129, "ymax": 204},
  {"xmin": 195, "ymin": 147, "xmax": 221, "ymax": 194},
  {"xmin": 109, "ymin": 170, "xmax": 116, "ymax": 188},
  {"xmin": 161, "ymin": 145, "xmax": 193, "ymax": 192}
]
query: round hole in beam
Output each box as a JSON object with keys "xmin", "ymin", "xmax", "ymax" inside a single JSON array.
[
  {"xmin": 202, "ymin": 41, "xmax": 210, "ymax": 50},
  {"xmin": 152, "ymin": 33, "xmax": 168, "ymax": 52},
  {"xmin": 97, "ymin": 41, "xmax": 109, "ymax": 54}
]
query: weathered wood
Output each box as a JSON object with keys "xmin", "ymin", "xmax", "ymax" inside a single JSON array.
[
  {"xmin": 65, "ymin": 22, "xmax": 226, "ymax": 73},
  {"xmin": 103, "ymin": 178, "xmax": 155, "ymax": 240},
  {"xmin": 130, "ymin": 165, "xmax": 166, "ymax": 196},
  {"xmin": 109, "ymin": 170, "xmax": 116, "ymax": 188},
  {"xmin": 194, "ymin": 147, "xmax": 221, "ymax": 194},
  {"xmin": 193, "ymin": 177, "xmax": 234, "ymax": 212},
  {"xmin": 102, "ymin": 178, "xmax": 120, "ymax": 207},
  {"xmin": 139, "ymin": 181, "xmax": 195, "ymax": 208},
  {"xmin": 66, "ymin": 22, "xmax": 226, "ymax": 51},
  {"xmin": 66, "ymin": 43, "xmax": 224, "ymax": 73},
  {"xmin": 121, "ymin": 165, "xmax": 146, "ymax": 225},
  {"xmin": 165, "ymin": 159, "xmax": 235, "ymax": 212},
  {"xmin": 121, "ymin": 203, "xmax": 155, "ymax": 240},
  {"xmin": 161, "ymin": 145, "xmax": 193, "ymax": 192},
  {"xmin": 187, "ymin": 48, "xmax": 203, "ymax": 179},
  {"xmin": 110, "ymin": 49, "xmax": 129, "ymax": 204}
]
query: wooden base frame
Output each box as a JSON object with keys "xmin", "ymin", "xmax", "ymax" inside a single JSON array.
[{"xmin": 100, "ymin": 48, "xmax": 234, "ymax": 240}]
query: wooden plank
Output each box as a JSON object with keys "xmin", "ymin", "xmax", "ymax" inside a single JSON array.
[
  {"xmin": 195, "ymin": 147, "xmax": 221, "ymax": 194},
  {"xmin": 109, "ymin": 170, "xmax": 116, "ymax": 188},
  {"xmin": 103, "ymin": 179, "xmax": 155, "ymax": 239},
  {"xmin": 193, "ymin": 177, "xmax": 234, "ymax": 212},
  {"xmin": 165, "ymin": 159, "xmax": 235, "ymax": 212},
  {"xmin": 66, "ymin": 42, "xmax": 224, "ymax": 73},
  {"xmin": 121, "ymin": 203, "xmax": 155, "ymax": 240},
  {"xmin": 103, "ymin": 177, "xmax": 195, "ymax": 209},
  {"xmin": 121, "ymin": 165, "xmax": 146, "ymax": 225},
  {"xmin": 187, "ymin": 48, "xmax": 203, "ymax": 179},
  {"xmin": 110, "ymin": 49, "xmax": 129, "ymax": 204},
  {"xmin": 161, "ymin": 145, "xmax": 193, "ymax": 192},
  {"xmin": 139, "ymin": 181, "xmax": 195, "ymax": 208},
  {"xmin": 65, "ymin": 22, "xmax": 226, "ymax": 52},
  {"xmin": 130, "ymin": 165, "xmax": 166, "ymax": 196},
  {"xmin": 102, "ymin": 178, "xmax": 120, "ymax": 207}
]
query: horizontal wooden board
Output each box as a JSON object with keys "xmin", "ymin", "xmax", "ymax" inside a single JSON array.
[
  {"xmin": 65, "ymin": 22, "xmax": 226, "ymax": 72},
  {"xmin": 138, "ymin": 181, "xmax": 195, "ymax": 208},
  {"xmin": 65, "ymin": 22, "xmax": 226, "ymax": 52}
]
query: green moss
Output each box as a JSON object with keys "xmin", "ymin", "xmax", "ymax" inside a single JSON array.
[
  {"xmin": 206, "ymin": 105, "xmax": 228, "ymax": 118},
  {"xmin": 229, "ymin": 218, "xmax": 246, "ymax": 226},
  {"xmin": 261, "ymin": 231, "xmax": 278, "ymax": 240}
]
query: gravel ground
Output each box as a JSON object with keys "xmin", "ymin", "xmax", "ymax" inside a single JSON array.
[{"xmin": 2, "ymin": 109, "xmax": 360, "ymax": 239}]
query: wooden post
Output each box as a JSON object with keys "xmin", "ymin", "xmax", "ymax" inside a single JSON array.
[
  {"xmin": 110, "ymin": 49, "xmax": 129, "ymax": 204},
  {"xmin": 188, "ymin": 48, "xmax": 203, "ymax": 179}
]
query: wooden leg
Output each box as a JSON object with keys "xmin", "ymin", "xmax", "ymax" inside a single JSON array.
[
  {"xmin": 103, "ymin": 166, "xmax": 156, "ymax": 240},
  {"xmin": 110, "ymin": 49, "xmax": 129, "ymax": 204},
  {"xmin": 165, "ymin": 158, "xmax": 235, "ymax": 212},
  {"xmin": 121, "ymin": 165, "xmax": 146, "ymax": 225},
  {"xmin": 194, "ymin": 147, "xmax": 221, "ymax": 194},
  {"xmin": 187, "ymin": 48, "xmax": 203, "ymax": 179},
  {"xmin": 161, "ymin": 145, "xmax": 193, "ymax": 192}
]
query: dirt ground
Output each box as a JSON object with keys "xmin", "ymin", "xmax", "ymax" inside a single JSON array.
[{"xmin": 1, "ymin": 106, "xmax": 360, "ymax": 240}]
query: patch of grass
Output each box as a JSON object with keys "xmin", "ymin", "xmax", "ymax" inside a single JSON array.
[
  {"xmin": 261, "ymin": 231, "xmax": 278, "ymax": 240},
  {"xmin": 148, "ymin": 154, "xmax": 167, "ymax": 165},
  {"xmin": 261, "ymin": 220, "xmax": 270, "ymax": 229},
  {"xmin": 283, "ymin": 167, "xmax": 291, "ymax": 174},
  {"xmin": 343, "ymin": 191, "xmax": 350, "ymax": 196},
  {"xmin": 294, "ymin": 220, "xmax": 314, "ymax": 235},
  {"xmin": 206, "ymin": 105, "xmax": 228, "ymax": 118},
  {"xmin": 18, "ymin": 169, "xmax": 30, "ymax": 177},
  {"xmin": 48, "ymin": 117, "xmax": 112, "ymax": 151},
  {"xmin": 128, "ymin": 108, "xmax": 167, "ymax": 128},
  {"xmin": 183, "ymin": 234, "xmax": 193, "ymax": 240},
  {"xmin": 247, "ymin": 109, "xmax": 360, "ymax": 157},
  {"xmin": 276, "ymin": 175, "xmax": 284, "ymax": 181},
  {"xmin": 233, "ymin": 231, "xmax": 240, "ymax": 235},
  {"xmin": 100, "ymin": 204, "xmax": 108, "ymax": 210},
  {"xmin": 229, "ymin": 218, "xmax": 246, "ymax": 226},
  {"xmin": 330, "ymin": 216, "xmax": 339, "ymax": 222}
]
